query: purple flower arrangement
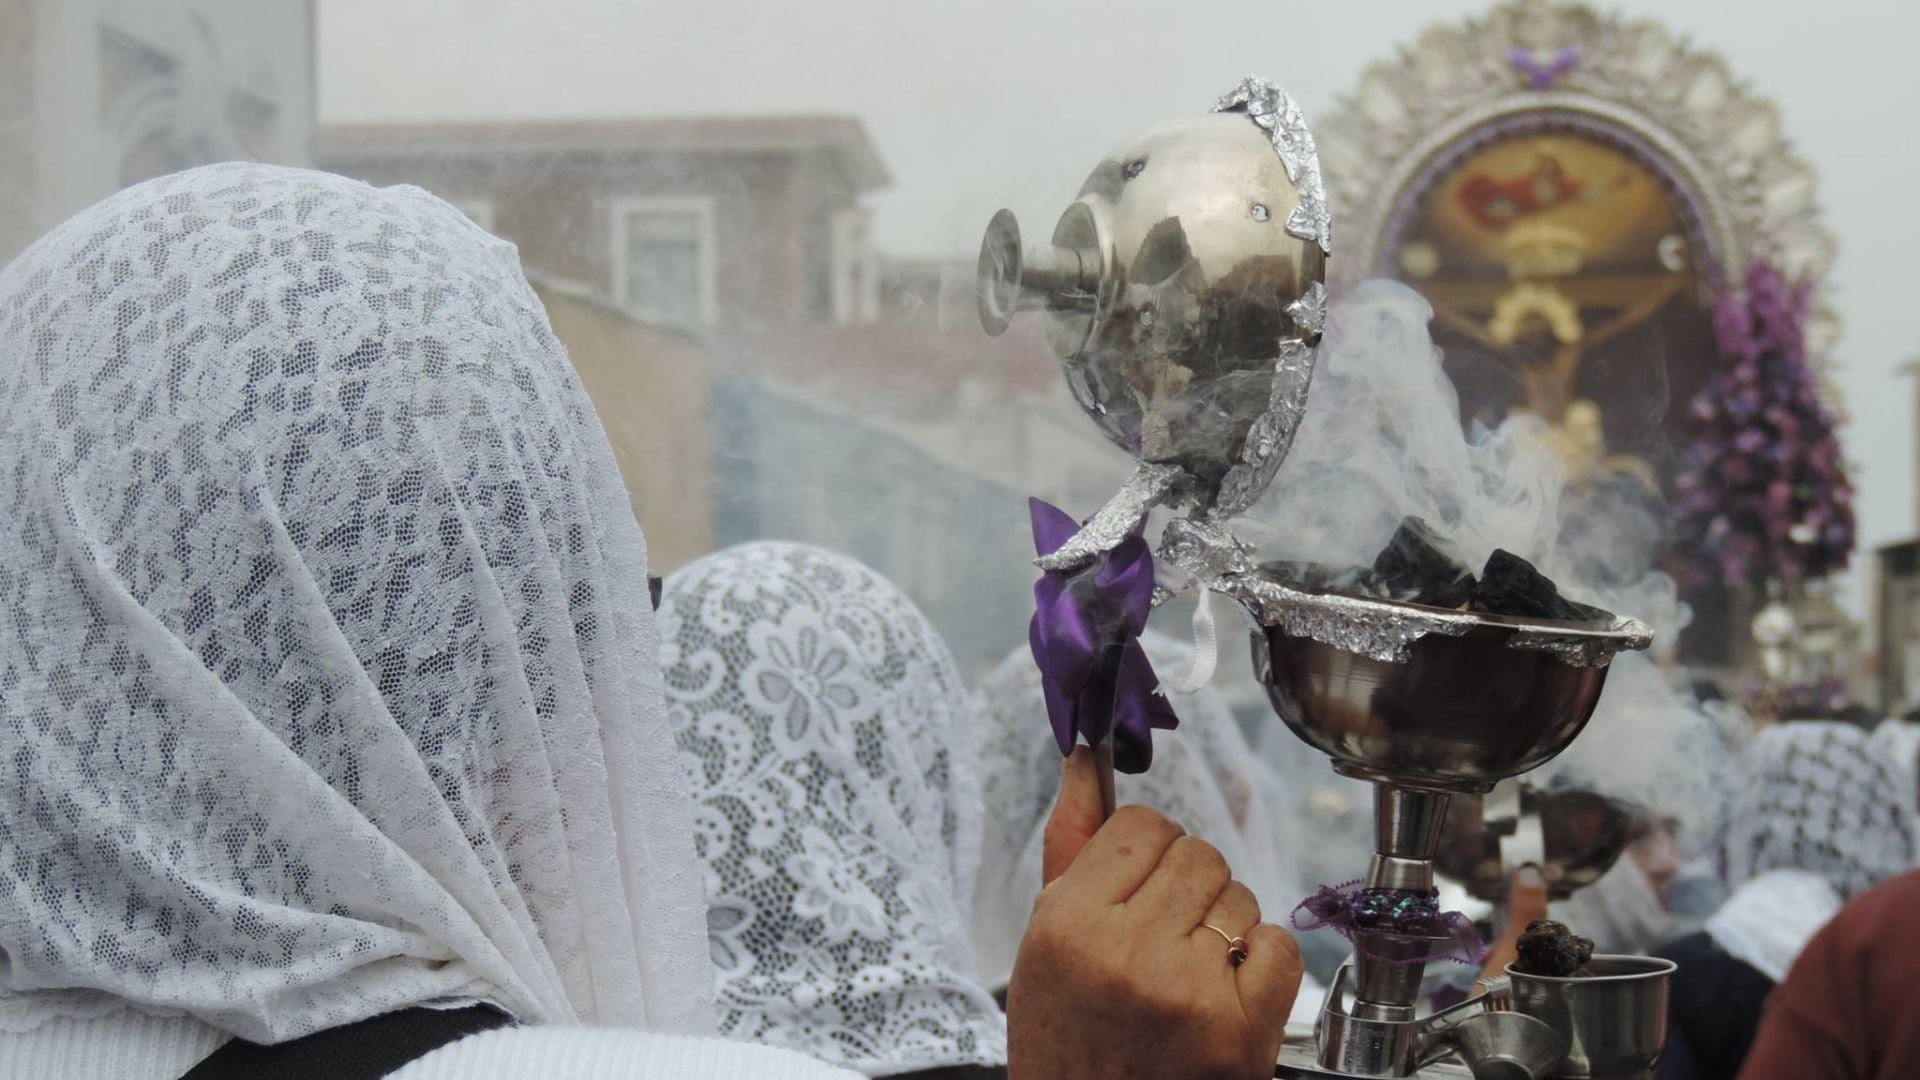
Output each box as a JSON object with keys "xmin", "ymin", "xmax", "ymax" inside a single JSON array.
[{"xmin": 1673, "ymin": 261, "xmax": 1855, "ymax": 590}]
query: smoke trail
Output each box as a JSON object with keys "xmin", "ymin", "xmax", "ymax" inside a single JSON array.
[{"xmin": 1240, "ymin": 279, "xmax": 1735, "ymax": 846}]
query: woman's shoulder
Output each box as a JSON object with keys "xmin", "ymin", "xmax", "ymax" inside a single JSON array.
[
  {"xmin": 1782, "ymin": 868, "xmax": 1920, "ymax": 994},
  {"xmin": 0, "ymin": 1007, "xmax": 227, "ymax": 1080},
  {"xmin": 388, "ymin": 1026, "xmax": 865, "ymax": 1080}
]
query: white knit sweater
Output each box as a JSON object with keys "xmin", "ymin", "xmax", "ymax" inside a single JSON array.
[{"xmin": 0, "ymin": 1011, "xmax": 865, "ymax": 1080}]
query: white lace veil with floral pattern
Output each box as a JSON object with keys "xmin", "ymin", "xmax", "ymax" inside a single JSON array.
[
  {"xmin": 1721, "ymin": 721, "xmax": 1918, "ymax": 900},
  {"xmin": 1705, "ymin": 721, "xmax": 1920, "ymax": 980},
  {"xmin": 660, "ymin": 542, "xmax": 1007, "ymax": 1076},
  {"xmin": 0, "ymin": 163, "xmax": 714, "ymax": 1042}
]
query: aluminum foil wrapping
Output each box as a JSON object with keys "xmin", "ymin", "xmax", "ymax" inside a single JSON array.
[
  {"xmin": 1222, "ymin": 573, "xmax": 1476, "ymax": 663},
  {"xmin": 1034, "ymin": 461, "xmax": 1190, "ymax": 571},
  {"xmin": 1213, "ymin": 334, "xmax": 1319, "ymax": 518},
  {"xmin": 1508, "ymin": 620, "xmax": 1655, "ymax": 668},
  {"xmin": 1158, "ymin": 517, "xmax": 1258, "ymax": 581},
  {"xmin": 1203, "ymin": 78, "xmax": 1329, "ymax": 519},
  {"xmin": 1215, "ymin": 77, "xmax": 1333, "ymax": 255},
  {"xmin": 1289, "ymin": 281, "xmax": 1328, "ymax": 336},
  {"xmin": 1199, "ymin": 568, "xmax": 1653, "ymax": 667}
]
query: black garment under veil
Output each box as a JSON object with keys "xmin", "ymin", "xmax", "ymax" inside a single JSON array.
[{"xmin": 1655, "ymin": 931, "xmax": 1776, "ymax": 1080}]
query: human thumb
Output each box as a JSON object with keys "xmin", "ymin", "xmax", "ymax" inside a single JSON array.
[{"xmin": 1042, "ymin": 745, "xmax": 1105, "ymax": 885}]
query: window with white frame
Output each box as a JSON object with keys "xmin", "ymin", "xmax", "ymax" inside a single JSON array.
[
  {"xmin": 830, "ymin": 207, "xmax": 879, "ymax": 325},
  {"xmin": 613, "ymin": 198, "xmax": 715, "ymax": 327}
]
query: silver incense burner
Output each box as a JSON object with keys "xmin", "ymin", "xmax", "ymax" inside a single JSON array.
[
  {"xmin": 1251, "ymin": 601, "xmax": 1656, "ymax": 1079},
  {"xmin": 975, "ymin": 78, "xmax": 1664, "ymax": 1080}
]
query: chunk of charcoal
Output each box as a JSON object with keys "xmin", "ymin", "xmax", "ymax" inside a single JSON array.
[
  {"xmin": 1512, "ymin": 919, "xmax": 1594, "ymax": 977},
  {"xmin": 1468, "ymin": 550, "xmax": 1612, "ymax": 622},
  {"xmin": 1372, "ymin": 517, "xmax": 1476, "ymax": 608}
]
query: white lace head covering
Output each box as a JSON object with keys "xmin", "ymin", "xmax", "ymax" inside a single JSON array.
[
  {"xmin": 660, "ymin": 542, "xmax": 1007, "ymax": 1077},
  {"xmin": 1699, "ymin": 722, "xmax": 1917, "ymax": 980},
  {"xmin": 1722, "ymin": 721, "xmax": 1917, "ymax": 900},
  {"xmin": 1870, "ymin": 719, "xmax": 1920, "ymax": 813},
  {"xmin": 969, "ymin": 630, "xmax": 1306, "ymax": 992},
  {"xmin": 0, "ymin": 163, "xmax": 714, "ymax": 1042}
]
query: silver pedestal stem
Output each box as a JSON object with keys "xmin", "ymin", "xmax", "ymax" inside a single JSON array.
[
  {"xmin": 1368, "ymin": 785, "xmax": 1453, "ymax": 891},
  {"xmin": 1349, "ymin": 785, "xmax": 1455, "ymax": 1021}
]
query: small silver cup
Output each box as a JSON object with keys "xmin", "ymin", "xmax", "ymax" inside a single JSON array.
[{"xmin": 1508, "ymin": 955, "xmax": 1676, "ymax": 1080}]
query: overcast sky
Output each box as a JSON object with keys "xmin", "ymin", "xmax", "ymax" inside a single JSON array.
[{"xmin": 319, "ymin": 0, "xmax": 1920, "ymax": 617}]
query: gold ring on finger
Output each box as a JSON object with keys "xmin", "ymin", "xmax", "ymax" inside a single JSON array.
[{"xmin": 1199, "ymin": 922, "xmax": 1250, "ymax": 967}]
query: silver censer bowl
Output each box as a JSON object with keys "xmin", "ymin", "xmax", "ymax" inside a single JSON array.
[{"xmin": 1255, "ymin": 602, "xmax": 1651, "ymax": 1079}]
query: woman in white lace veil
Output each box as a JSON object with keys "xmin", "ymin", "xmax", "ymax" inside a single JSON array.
[
  {"xmin": 1654, "ymin": 720, "xmax": 1919, "ymax": 1080},
  {"xmin": 969, "ymin": 630, "xmax": 1321, "ymax": 1019},
  {"xmin": 659, "ymin": 542, "xmax": 1009, "ymax": 1076},
  {"xmin": 0, "ymin": 163, "xmax": 853, "ymax": 1080},
  {"xmin": 1706, "ymin": 720, "xmax": 1918, "ymax": 975},
  {"xmin": 1869, "ymin": 717, "xmax": 1920, "ymax": 813}
]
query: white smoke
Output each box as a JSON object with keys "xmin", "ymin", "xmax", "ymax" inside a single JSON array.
[
  {"xmin": 1240, "ymin": 279, "xmax": 1737, "ymax": 846},
  {"xmin": 1239, "ymin": 279, "xmax": 1565, "ymax": 577}
]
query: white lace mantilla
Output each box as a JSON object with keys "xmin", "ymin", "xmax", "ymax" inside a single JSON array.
[
  {"xmin": 0, "ymin": 164, "xmax": 713, "ymax": 1041},
  {"xmin": 661, "ymin": 543, "xmax": 1007, "ymax": 1076},
  {"xmin": 1704, "ymin": 869, "xmax": 1842, "ymax": 983},
  {"xmin": 1722, "ymin": 722, "xmax": 1919, "ymax": 902}
]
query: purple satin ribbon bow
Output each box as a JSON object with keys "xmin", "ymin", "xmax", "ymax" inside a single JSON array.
[{"xmin": 1027, "ymin": 498, "xmax": 1178, "ymax": 774}]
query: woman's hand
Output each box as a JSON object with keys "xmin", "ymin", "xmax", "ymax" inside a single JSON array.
[{"xmin": 1006, "ymin": 747, "xmax": 1303, "ymax": 1080}]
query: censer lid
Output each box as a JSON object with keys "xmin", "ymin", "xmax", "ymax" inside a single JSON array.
[{"xmin": 977, "ymin": 76, "xmax": 1328, "ymax": 519}]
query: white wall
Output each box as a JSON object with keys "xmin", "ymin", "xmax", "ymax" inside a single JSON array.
[{"xmin": 11, "ymin": 0, "xmax": 312, "ymax": 258}]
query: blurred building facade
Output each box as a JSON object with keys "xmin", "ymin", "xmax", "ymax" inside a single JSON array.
[
  {"xmin": 320, "ymin": 118, "xmax": 1126, "ymax": 671},
  {"xmin": 0, "ymin": 0, "xmax": 314, "ymax": 263},
  {"xmin": 709, "ymin": 275, "xmax": 1131, "ymax": 667},
  {"xmin": 529, "ymin": 274, "xmax": 715, "ymax": 576},
  {"xmin": 319, "ymin": 117, "xmax": 887, "ymax": 331}
]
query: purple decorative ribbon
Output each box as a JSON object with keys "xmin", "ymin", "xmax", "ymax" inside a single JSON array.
[
  {"xmin": 1292, "ymin": 879, "xmax": 1485, "ymax": 966},
  {"xmin": 1027, "ymin": 498, "xmax": 1178, "ymax": 774}
]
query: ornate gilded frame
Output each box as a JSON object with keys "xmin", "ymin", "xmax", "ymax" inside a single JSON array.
[{"xmin": 1318, "ymin": 0, "xmax": 1839, "ymax": 360}]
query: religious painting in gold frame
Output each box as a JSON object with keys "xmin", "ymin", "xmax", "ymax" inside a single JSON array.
[
  {"xmin": 1391, "ymin": 130, "xmax": 1714, "ymax": 498},
  {"xmin": 1317, "ymin": 0, "xmax": 1845, "ymax": 672}
]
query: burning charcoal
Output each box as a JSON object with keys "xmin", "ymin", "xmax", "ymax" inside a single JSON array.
[
  {"xmin": 1372, "ymin": 517, "xmax": 1476, "ymax": 608},
  {"xmin": 1512, "ymin": 919, "xmax": 1595, "ymax": 977},
  {"xmin": 1469, "ymin": 550, "xmax": 1612, "ymax": 622}
]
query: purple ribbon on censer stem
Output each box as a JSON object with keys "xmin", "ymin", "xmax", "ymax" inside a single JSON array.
[
  {"xmin": 1291, "ymin": 880, "xmax": 1485, "ymax": 966},
  {"xmin": 1027, "ymin": 498, "xmax": 1178, "ymax": 774}
]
